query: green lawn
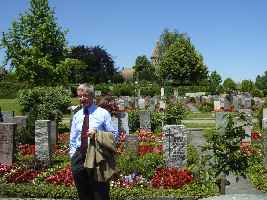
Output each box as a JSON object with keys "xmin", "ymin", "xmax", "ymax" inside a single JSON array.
[
  {"xmin": 0, "ymin": 98, "xmax": 80, "ymax": 116},
  {"xmin": 0, "ymin": 99, "xmax": 22, "ymax": 115},
  {"xmin": 185, "ymin": 112, "xmax": 215, "ymax": 119}
]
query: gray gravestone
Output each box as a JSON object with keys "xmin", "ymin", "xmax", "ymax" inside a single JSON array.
[
  {"xmin": 138, "ymin": 98, "xmax": 145, "ymax": 110},
  {"xmin": 233, "ymin": 96, "xmax": 240, "ymax": 112},
  {"xmin": 118, "ymin": 98, "xmax": 125, "ymax": 111},
  {"xmin": 139, "ymin": 110, "xmax": 151, "ymax": 130},
  {"xmin": 126, "ymin": 134, "xmax": 138, "ymax": 154},
  {"xmin": 163, "ymin": 125, "xmax": 188, "ymax": 168},
  {"xmin": 2, "ymin": 111, "xmax": 15, "ymax": 123},
  {"xmin": 112, "ymin": 116, "xmax": 119, "ymax": 132},
  {"xmin": 216, "ymin": 112, "xmax": 228, "ymax": 133},
  {"xmin": 118, "ymin": 112, "xmax": 129, "ymax": 135},
  {"xmin": 0, "ymin": 123, "xmax": 16, "ymax": 165},
  {"xmin": 35, "ymin": 120, "xmax": 52, "ymax": 164},
  {"xmin": 244, "ymin": 97, "xmax": 251, "ymax": 109},
  {"xmin": 13, "ymin": 116, "xmax": 27, "ymax": 131},
  {"xmin": 50, "ymin": 121, "xmax": 57, "ymax": 152}
]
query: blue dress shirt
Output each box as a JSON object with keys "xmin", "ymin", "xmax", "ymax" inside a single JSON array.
[{"xmin": 69, "ymin": 104, "xmax": 118, "ymax": 157}]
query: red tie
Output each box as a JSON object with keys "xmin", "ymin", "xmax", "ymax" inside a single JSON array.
[{"xmin": 80, "ymin": 110, "xmax": 89, "ymax": 154}]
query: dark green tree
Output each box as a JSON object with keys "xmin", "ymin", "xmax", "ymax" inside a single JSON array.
[
  {"xmin": 159, "ymin": 35, "xmax": 208, "ymax": 85},
  {"xmin": 255, "ymin": 71, "xmax": 267, "ymax": 95},
  {"xmin": 133, "ymin": 55, "xmax": 155, "ymax": 81},
  {"xmin": 223, "ymin": 78, "xmax": 237, "ymax": 93},
  {"xmin": 1, "ymin": 0, "xmax": 68, "ymax": 85},
  {"xmin": 240, "ymin": 79, "xmax": 255, "ymax": 93},
  {"xmin": 69, "ymin": 45, "xmax": 119, "ymax": 83},
  {"xmin": 209, "ymin": 71, "xmax": 222, "ymax": 94}
]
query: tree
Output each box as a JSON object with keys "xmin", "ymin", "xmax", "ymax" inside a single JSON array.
[
  {"xmin": 209, "ymin": 71, "xmax": 222, "ymax": 94},
  {"xmin": 69, "ymin": 45, "xmax": 119, "ymax": 83},
  {"xmin": 1, "ymin": 0, "xmax": 67, "ymax": 85},
  {"xmin": 133, "ymin": 55, "xmax": 155, "ymax": 81},
  {"xmin": 223, "ymin": 78, "xmax": 237, "ymax": 93},
  {"xmin": 240, "ymin": 80, "xmax": 255, "ymax": 93},
  {"xmin": 255, "ymin": 71, "xmax": 267, "ymax": 90},
  {"xmin": 159, "ymin": 35, "xmax": 208, "ymax": 85}
]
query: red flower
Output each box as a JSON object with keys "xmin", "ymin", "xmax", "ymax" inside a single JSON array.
[
  {"xmin": 151, "ymin": 168, "xmax": 193, "ymax": 189},
  {"xmin": 17, "ymin": 144, "xmax": 35, "ymax": 156},
  {"xmin": 45, "ymin": 165, "xmax": 74, "ymax": 187},
  {"xmin": 0, "ymin": 163, "xmax": 13, "ymax": 175},
  {"xmin": 6, "ymin": 169, "xmax": 39, "ymax": 183}
]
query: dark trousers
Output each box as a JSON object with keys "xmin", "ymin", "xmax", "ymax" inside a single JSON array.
[{"xmin": 71, "ymin": 149, "xmax": 110, "ymax": 200}]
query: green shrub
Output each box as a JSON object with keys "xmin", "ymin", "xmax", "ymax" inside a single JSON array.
[
  {"xmin": 151, "ymin": 112, "xmax": 165, "ymax": 133},
  {"xmin": 113, "ymin": 83, "xmax": 135, "ymax": 96},
  {"xmin": 17, "ymin": 86, "xmax": 71, "ymax": 143},
  {"xmin": 128, "ymin": 110, "xmax": 140, "ymax": 133},
  {"xmin": 198, "ymin": 102, "xmax": 213, "ymax": 112},
  {"xmin": 116, "ymin": 152, "xmax": 164, "ymax": 179},
  {"xmin": 140, "ymin": 84, "xmax": 160, "ymax": 96},
  {"xmin": 0, "ymin": 81, "xmax": 28, "ymax": 99},
  {"xmin": 165, "ymin": 101, "xmax": 186, "ymax": 125}
]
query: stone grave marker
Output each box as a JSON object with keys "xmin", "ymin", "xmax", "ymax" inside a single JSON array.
[
  {"xmin": 125, "ymin": 134, "xmax": 138, "ymax": 154},
  {"xmin": 138, "ymin": 98, "xmax": 145, "ymax": 109},
  {"xmin": 50, "ymin": 121, "xmax": 57, "ymax": 152},
  {"xmin": 1, "ymin": 111, "xmax": 15, "ymax": 123},
  {"xmin": 118, "ymin": 98, "xmax": 125, "ymax": 111},
  {"xmin": 35, "ymin": 120, "xmax": 52, "ymax": 165},
  {"xmin": 112, "ymin": 116, "xmax": 119, "ymax": 132},
  {"xmin": 0, "ymin": 123, "xmax": 16, "ymax": 165},
  {"xmin": 118, "ymin": 112, "xmax": 129, "ymax": 135},
  {"xmin": 163, "ymin": 125, "xmax": 188, "ymax": 168},
  {"xmin": 233, "ymin": 96, "xmax": 240, "ymax": 112},
  {"xmin": 95, "ymin": 90, "xmax": 101, "ymax": 96},
  {"xmin": 214, "ymin": 100, "xmax": 221, "ymax": 112},
  {"xmin": 139, "ymin": 110, "xmax": 151, "ymax": 131},
  {"xmin": 244, "ymin": 97, "xmax": 251, "ymax": 109}
]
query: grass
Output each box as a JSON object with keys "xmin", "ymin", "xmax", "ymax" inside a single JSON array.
[
  {"xmin": 0, "ymin": 98, "xmax": 80, "ymax": 116},
  {"xmin": 0, "ymin": 99, "xmax": 22, "ymax": 115},
  {"xmin": 185, "ymin": 112, "xmax": 215, "ymax": 119},
  {"xmin": 183, "ymin": 122, "xmax": 215, "ymax": 129}
]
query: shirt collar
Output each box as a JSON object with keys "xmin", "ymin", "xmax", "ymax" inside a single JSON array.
[{"xmin": 83, "ymin": 104, "xmax": 97, "ymax": 115}]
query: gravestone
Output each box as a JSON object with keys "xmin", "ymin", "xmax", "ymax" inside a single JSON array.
[
  {"xmin": 233, "ymin": 96, "xmax": 240, "ymax": 112},
  {"xmin": 112, "ymin": 116, "xmax": 119, "ymax": 132},
  {"xmin": 224, "ymin": 96, "xmax": 231, "ymax": 111},
  {"xmin": 148, "ymin": 97, "xmax": 156, "ymax": 112},
  {"xmin": 50, "ymin": 121, "xmax": 57, "ymax": 152},
  {"xmin": 1, "ymin": 111, "xmax": 15, "ymax": 123},
  {"xmin": 118, "ymin": 98, "xmax": 125, "ymax": 111},
  {"xmin": 125, "ymin": 135, "xmax": 138, "ymax": 154},
  {"xmin": 262, "ymin": 108, "xmax": 267, "ymax": 168},
  {"xmin": 13, "ymin": 116, "xmax": 27, "ymax": 131},
  {"xmin": 160, "ymin": 87, "xmax": 164, "ymax": 98},
  {"xmin": 216, "ymin": 112, "xmax": 228, "ymax": 133},
  {"xmin": 138, "ymin": 98, "xmax": 145, "ymax": 109},
  {"xmin": 35, "ymin": 120, "xmax": 52, "ymax": 165},
  {"xmin": 0, "ymin": 123, "xmax": 16, "ymax": 165},
  {"xmin": 118, "ymin": 112, "xmax": 129, "ymax": 135},
  {"xmin": 139, "ymin": 110, "xmax": 151, "ymax": 130},
  {"xmin": 163, "ymin": 125, "xmax": 188, "ymax": 168},
  {"xmin": 244, "ymin": 97, "xmax": 251, "ymax": 109},
  {"xmin": 214, "ymin": 100, "xmax": 221, "ymax": 112},
  {"xmin": 95, "ymin": 90, "xmax": 101, "ymax": 96},
  {"xmin": 159, "ymin": 100, "xmax": 166, "ymax": 110}
]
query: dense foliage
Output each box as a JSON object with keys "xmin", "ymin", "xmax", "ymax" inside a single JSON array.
[{"xmin": 1, "ymin": 0, "xmax": 68, "ymax": 85}]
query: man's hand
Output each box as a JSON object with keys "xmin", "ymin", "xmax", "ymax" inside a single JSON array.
[{"xmin": 87, "ymin": 128, "xmax": 96, "ymax": 140}]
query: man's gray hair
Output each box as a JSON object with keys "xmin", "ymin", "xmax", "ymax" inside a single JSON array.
[{"xmin": 78, "ymin": 83, "xmax": 94, "ymax": 97}]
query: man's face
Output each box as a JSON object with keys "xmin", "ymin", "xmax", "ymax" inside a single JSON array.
[{"xmin": 77, "ymin": 89, "xmax": 93, "ymax": 107}]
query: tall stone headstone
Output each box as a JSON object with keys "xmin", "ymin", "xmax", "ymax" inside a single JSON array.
[
  {"xmin": 118, "ymin": 98, "xmax": 125, "ymax": 111},
  {"xmin": 244, "ymin": 97, "xmax": 251, "ymax": 109},
  {"xmin": 214, "ymin": 100, "xmax": 221, "ymax": 112},
  {"xmin": 13, "ymin": 116, "xmax": 27, "ymax": 132},
  {"xmin": 1, "ymin": 111, "xmax": 15, "ymax": 123},
  {"xmin": 112, "ymin": 116, "xmax": 119, "ymax": 132},
  {"xmin": 50, "ymin": 121, "xmax": 57, "ymax": 152},
  {"xmin": 160, "ymin": 87, "xmax": 164, "ymax": 98},
  {"xmin": 163, "ymin": 125, "xmax": 188, "ymax": 168},
  {"xmin": 0, "ymin": 123, "xmax": 16, "ymax": 165},
  {"xmin": 118, "ymin": 112, "xmax": 129, "ymax": 135},
  {"xmin": 262, "ymin": 108, "xmax": 267, "ymax": 168},
  {"xmin": 138, "ymin": 98, "xmax": 145, "ymax": 110},
  {"xmin": 35, "ymin": 120, "xmax": 52, "ymax": 165},
  {"xmin": 216, "ymin": 112, "xmax": 228, "ymax": 133},
  {"xmin": 139, "ymin": 110, "xmax": 151, "ymax": 130},
  {"xmin": 233, "ymin": 96, "xmax": 240, "ymax": 112},
  {"xmin": 125, "ymin": 135, "xmax": 138, "ymax": 154}
]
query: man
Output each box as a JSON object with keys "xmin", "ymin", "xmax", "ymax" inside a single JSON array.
[{"xmin": 70, "ymin": 83, "xmax": 118, "ymax": 200}]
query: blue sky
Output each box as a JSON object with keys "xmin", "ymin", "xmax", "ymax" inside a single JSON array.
[{"xmin": 1, "ymin": 0, "xmax": 267, "ymax": 82}]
